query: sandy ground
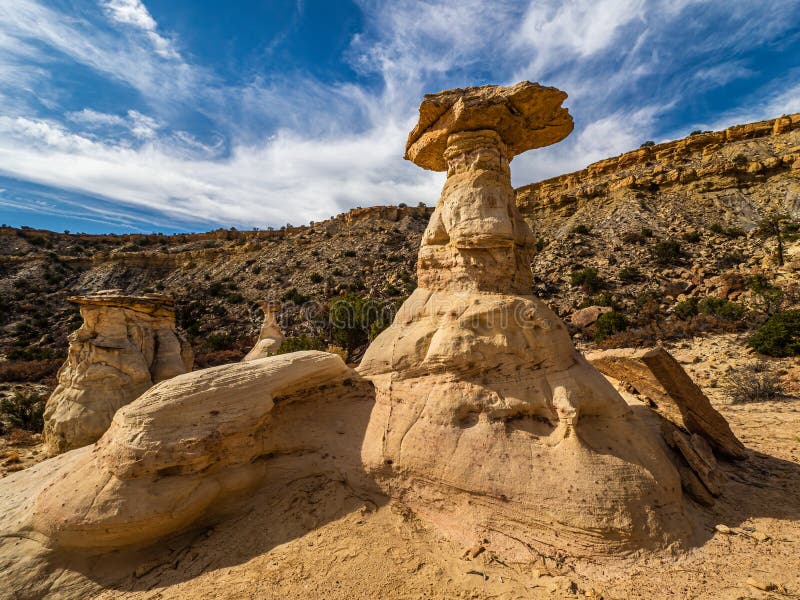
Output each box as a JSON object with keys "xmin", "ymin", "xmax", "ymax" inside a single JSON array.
[{"xmin": 3, "ymin": 334, "xmax": 799, "ymax": 599}]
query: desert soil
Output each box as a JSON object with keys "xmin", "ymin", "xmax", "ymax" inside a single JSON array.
[{"xmin": 3, "ymin": 334, "xmax": 798, "ymax": 599}]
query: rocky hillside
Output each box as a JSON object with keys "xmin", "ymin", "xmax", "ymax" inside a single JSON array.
[{"xmin": 1, "ymin": 113, "xmax": 798, "ymax": 378}]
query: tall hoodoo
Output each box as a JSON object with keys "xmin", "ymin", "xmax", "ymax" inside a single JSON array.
[
  {"xmin": 358, "ymin": 82, "xmax": 692, "ymax": 557},
  {"xmin": 43, "ymin": 290, "xmax": 193, "ymax": 455},
  {"xmin": 243, "ymin": 301, "xmax": 285, "ymax": 361}
]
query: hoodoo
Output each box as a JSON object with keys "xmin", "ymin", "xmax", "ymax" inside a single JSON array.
[
  {"xmin": 243, "ymin": 301, "xmax": 285, "ymax": 361},
  {"xmin": 43, "ymin": 290, "xmax": 193, "ymax": 455},
  {"xmin": 358, "ymin": 81, "xmax": 693, "ymax": 557}
]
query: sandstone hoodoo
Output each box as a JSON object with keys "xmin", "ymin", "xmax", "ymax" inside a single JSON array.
[
  {"xmin": 358, "ymin": 81, "xmax": 694, "ymax": 556},
  {"xmin": 42, "ymin": 290, "xmax": 194, "ymax": 455},
  {"xmin": 243, "ymin": 301, "xmax": 285, "ymax": 361}
]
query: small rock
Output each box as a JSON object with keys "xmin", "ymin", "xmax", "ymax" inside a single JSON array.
[
  {"xmin": 715, "ymin": 524, "xmax": 732, "ymax": 534},
  {"xmin": 745, "ymin": 577, "xmax": 776, "ymax": 591}
]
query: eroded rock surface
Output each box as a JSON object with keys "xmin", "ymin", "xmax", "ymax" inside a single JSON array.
[
  {"xmin": 43, "ymin": 290, "xmax": 193, "ymax": 455},
  {"xmin": 586, "ymin": 346, "xmax": 747, "ymax": 459},
  {"xmin": 0, "ymin": 351, "xmax": 377, "ymax": 596},
  {"xmin": 243, "ymin": 301, "xmax": 284, "ymax": 361},
  {"xmin": 358, "ymin": 82, "xmax": 692, "ymax": 558}
]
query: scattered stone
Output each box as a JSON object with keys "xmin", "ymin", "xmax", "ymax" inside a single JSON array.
[
  {"xmin": 586, "ymin": 346, "xmax": 747, "ymax": 459},
  {"xmin": 570, "ymin": 305, "xmax": 612, "ymax": 329}
]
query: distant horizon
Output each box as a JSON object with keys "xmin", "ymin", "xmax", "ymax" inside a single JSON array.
[{"xmin": 1, "ymin": 1, "xmax": 799, "ymax": 234}]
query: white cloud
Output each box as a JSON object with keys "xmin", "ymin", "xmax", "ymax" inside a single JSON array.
[
  {"xmin": 0, "ymin": 0, "xmax": 799, "ymax": 231},
  {"xmin": 102, "ymin": 0, "xmax": 157, "ymax": 30},
  {"xmin": 101, "ymin": 0, "xmax": 179, "ymax": 60}
]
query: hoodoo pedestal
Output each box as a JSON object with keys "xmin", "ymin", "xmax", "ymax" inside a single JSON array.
[
  {"xmin": 358, "ymin": 82, "xmax": 692, "ymax": 557},
  {"xmin": 43, "ymin": 290, "xmax": 194, "ymax": 455},
  {"xmin": 243, "ymin": 301, "xmax": 285, "ymax": 361}
]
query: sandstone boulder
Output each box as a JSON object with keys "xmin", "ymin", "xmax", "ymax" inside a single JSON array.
[
  {"xmin": 586, "ymin": 347, "xmax": 747, "ymax": 459},
  {"xmin": 358, "ymin": 82, "xmax": 692, "ymax": 558},
  {"xmin": 570, "ymin": 305, "xmax": 612, "ymax": 329},
  {"xmin": 0, "ymin": 350, "xmax": 377, "ymax": 595},
  {"xmin": 43, "ymin": 290, "xmax": 193, "ymax": 456},
  {"xmin": 243, "ymin": 301, "xmax": 284, "ymax": 361}
]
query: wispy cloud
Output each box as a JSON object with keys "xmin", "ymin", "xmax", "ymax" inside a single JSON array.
[
  {"xmin": 101, "ymin": 0, "xmax": 180, "ymax": 59},
  {"xmin": 0, "ymin": 0, "xmax": 799, "ymax": 231}
]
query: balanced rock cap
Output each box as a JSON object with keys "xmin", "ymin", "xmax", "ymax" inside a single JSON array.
[
  {"xmin": 405, "ymin": 81, "xmax": 573, "ymax": 171},
  {"xmin": 68, "ymin": 289, "xmax": 176, "ymax": 317}
]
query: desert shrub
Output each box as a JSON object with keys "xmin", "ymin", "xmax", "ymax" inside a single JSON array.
[
  {"xmin": 571, "ymin": 224, "xmax": 591, "ymax": 235},
  {"xmin": 593, "ymin": 311, "xmax": 628, "ymax": 342},
  {"xmin": 724, "ymin": 362, "xmax": 781, "ymax": 403},
  {"xmin": 343, "ymin": 250, "xmax": 357, "ymax": 258},
  {"xmin": 716, "ymin": 252, "xmax": 746, "ymax": 269},
  {"xmin": 673, "ymin": 298, "xmax": 699, "ymax": 320},
  {"xmin": 682, "ymin": 231, "xmax": 701, "ymax": 243},
  {"xmin": 622, "ymin": 231, "xmax": 646, "ymax": 245},
  {"xmin": 205, "ymin": 332, "xmax": 235, "ymax": 351},
  {"xmin": 619, "ymin": 266, "xmax": 643, "ymax": 283},
  {"xmin": 697, "ymin": 297, "xmax": 745, "ymax": 321},
  {"xmin": 570, "ymin": 267, "xmax": 603, "ymax": 292},
  {"xmin": 309, "ymin": 273, "xmax": 324, "ymax": 283},
  {"xmin": 277, "ymin": 336, "xmax": 326, "ymax": 354},
  {"xmin": 226, "ymin": 292, "xmax": 245, "ymax": 304},
  {"xmin": 641, "ymin": 228, "xmax": 654, "ymax": 238},
  {"xmin": 724, "ymin": 226, "xmax": 745, "ymax": 238},
  {"xmin": 6, "ymin": 347, "xmax": 63, "ymax": 361},
  {"xmin": 577, "ymin": 292, "xmax": 620, "ymax": 310},
  {"xmin": 0, "ymin": 359, "xmax": 61, "ymax": 383},
  {"xmin": 0, "ymin": 391, "xmax": 45, "ymax": 432},
  {"xmin": 747, "ymin": 275, "xmax": 784, "ymax": 315},
  {"xmin": 650, "ymin": 240, "xmax": 683, "ymax": 265},
  {"xmin": 748, "ymin": 310, "xmax": 800, "ymax": 357},
  {"xmin": 280, "ymin": 288, "xmax": 310, "ymax": 305},
  {"xmin": 641, "ymin": 140, "xmax": 655, "ymax": 147},
  {"xmin": 709, "ymin": 223, "xmax": 725, "ymax": 235},
  {"xmin": 328, "ymin": 294, "xmax": 392, "ymax": 363}
]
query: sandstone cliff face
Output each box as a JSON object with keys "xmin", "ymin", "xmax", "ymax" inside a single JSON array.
[
  {"xmin": 43, "ymin": 291, "xmax": 193, "ymax": 455},
  {"xmin": 512, "ymin": 113, "xmax": 800, "ymax": 319},
  {"xmin": 516, "ymin": 113, "xmax": 800, "ymax": 232}
]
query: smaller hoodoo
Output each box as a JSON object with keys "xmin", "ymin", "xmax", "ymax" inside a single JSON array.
[
  {"xmin": 243, "ymin": 301, "xmax": 285, "ymax": 361},
  {"xmin": 43, "ymin": 290, "xmax": 193, "ymax": 455},
  {"xmin": 358, "ymin": 81, "xmax": 694, "ymax": 558}
]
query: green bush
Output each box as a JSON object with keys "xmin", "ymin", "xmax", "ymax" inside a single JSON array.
[
  {"xmin": 747, "ymin": 275, "xmax": 784, "ymax": 315},
  {"xmin": 328, "ymin": 294, "xmax": 392, "ymax": 362},
  {"xmin": 571, "ymin": 224, "xmax": 591, "ymax": 235},
  {"xmin": 570, "ymin": 267, "xmax": 603, "ymax": 292},
  {"xmin": 619, "ymin": 266, "xmax": 643, "ymax": 283},
  {"xmin": 682, "ymin": 231, "xmax": 701, "ymax": 243},
  {"xmin": 622, "ymin": 232, "xmax": 646, "ymax": 244},
  {"xmin": 748, "ymin": 310, "xmax": 800, "ymax": 357},
  {"xmin": 673, "ymin": 298, "xmax": 699, "ymax": 320},
  {"xmin": 577, "ymin": 292, "xmax": 620, "ymax": 310},
  {"xmin": 277, "ymin": 335, "xmax": 326, "ymax": 354},
  {"xmin": 650, "ymin": 240, "xmax": 683, "ymax": 265},
  {"xmin": 206, "ymin": 332, "xmax": 235, "ymax": 351},
  {"xmin": 593, "ymin": 311, "xmax": 628, "ymax": 342},
  {"xmin": 697, "ymin": 297, "xmax": 745, "ymax": 321},
  {"xmin": 0, "ymin": 391, "xmax": 45, "ymax": 432},
  {"xmin": 280, "ymin": 288, "xmax": 310, "ymax": 305}
]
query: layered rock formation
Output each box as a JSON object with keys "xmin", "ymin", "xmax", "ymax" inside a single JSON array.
[
  {"xmin": 586, "ymin": 347, "xmax": 746, "ymax": 506},
  {"xmin": 43, "ymin": 290, "xmax": 193, "ymax": 455},
  {"xmin": 243, "ymin": 301, "xmax": 284, "ymax": 361},
  {"xmin": 0, "ymin": 351, "xmax": 376, "ymax": 595},
  {"xmin": 358, "ymin": 82, "xmax": 692, "ymax": 558}
]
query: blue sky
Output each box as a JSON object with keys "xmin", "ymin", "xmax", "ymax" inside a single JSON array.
[{"xmin": 0, "ymin": 1, "xmax": 799, "ymax": 233}]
